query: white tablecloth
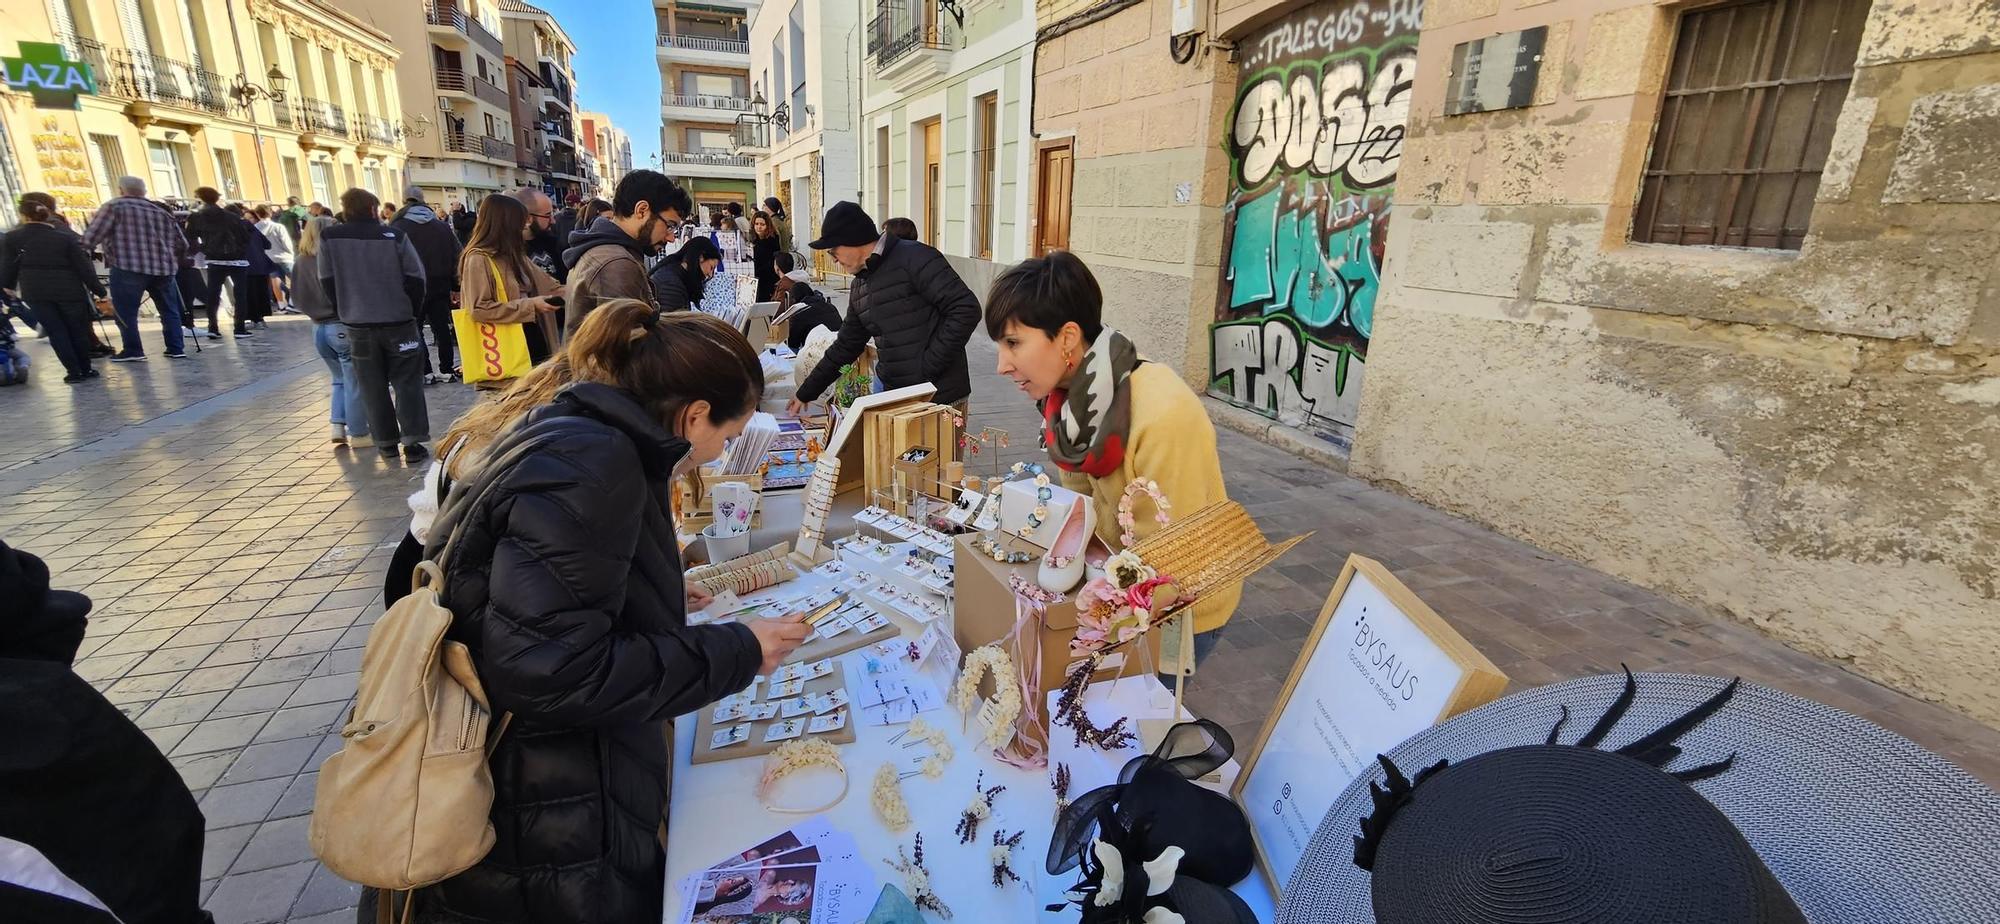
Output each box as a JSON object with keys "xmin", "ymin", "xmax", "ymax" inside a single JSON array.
[{"xmin": 665, "ymin": 557, "xmax": 1278, "ymax": 922}]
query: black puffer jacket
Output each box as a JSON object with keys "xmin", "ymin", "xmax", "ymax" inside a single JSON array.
[
  {"xmin": 421, "ymin": 382, "xmax": 763, "ymax": 922},
  {"xmin": 0, "ymin": 222, "xmax": 106, "ymax": 304},
  {"xmin": 795, "ymin": 234, "xmax": 979, "ymax": 405}
]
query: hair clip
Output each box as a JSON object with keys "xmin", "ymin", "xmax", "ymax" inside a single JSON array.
[{"xmin": 955, "ymin": 770, "xmax": 1007, "ymax": 844}]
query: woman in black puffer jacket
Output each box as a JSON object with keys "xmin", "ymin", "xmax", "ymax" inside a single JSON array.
[
  {"xmin": 376, "ymin": 300, "xmax": 811, "ymax": 923},
  {"xmin": 0, "ymin": 193, "xmax": 106, "ymax": 382}
]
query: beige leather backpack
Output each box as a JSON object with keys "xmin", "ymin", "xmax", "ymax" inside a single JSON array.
[{"xmin": 308, "ymin": 425, "xmax": 554, "ymax": 900}]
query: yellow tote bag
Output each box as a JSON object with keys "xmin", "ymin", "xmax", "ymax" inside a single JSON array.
[{"xmin": 454, "ymin": 256, "xmax": 532, "ymax": 384}]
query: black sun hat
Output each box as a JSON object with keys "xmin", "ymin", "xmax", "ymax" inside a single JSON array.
[{"xmin": 1276, "ymin": 671, "xmax": 2000, "ymax": 924}]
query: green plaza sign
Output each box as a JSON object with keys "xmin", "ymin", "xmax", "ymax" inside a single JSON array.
[{"xmin": 3, "ymin": 42, "xmax": 97, "ymax": 110}]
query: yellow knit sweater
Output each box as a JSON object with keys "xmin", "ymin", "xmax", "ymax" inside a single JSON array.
[{"xmin": 1059, "ymin": 362, "xmax": 1240, "ymax": 634}]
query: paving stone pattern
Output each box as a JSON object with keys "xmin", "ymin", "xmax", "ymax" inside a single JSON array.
[{"xmin": 3, "ymin": 312, "xmax": 1995, "ymax": 923}]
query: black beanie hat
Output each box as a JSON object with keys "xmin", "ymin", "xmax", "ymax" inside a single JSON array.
[{"xmin": 809, "ymin": 201, "xmax": 879, "ymax": 250}]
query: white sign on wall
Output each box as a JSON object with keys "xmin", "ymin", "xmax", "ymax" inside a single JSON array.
[{"xmin": 1233, "ymin": 554, "xmax": 1507, "ymax": 891}]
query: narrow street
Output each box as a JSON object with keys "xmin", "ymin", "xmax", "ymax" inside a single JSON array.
[{"xmin": 3, "ymin": 306, "xmax": 1995, "ymax": 922}]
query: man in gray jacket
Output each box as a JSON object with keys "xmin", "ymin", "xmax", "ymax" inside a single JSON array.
[{"xmin": 318, "ymin": 188, "xmax": 432, "ymax": 462}]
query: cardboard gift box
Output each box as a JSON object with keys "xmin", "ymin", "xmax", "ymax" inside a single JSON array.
[{"xmin": 952, "ymin": 532, "xmax": 1158, "ymax": 712}]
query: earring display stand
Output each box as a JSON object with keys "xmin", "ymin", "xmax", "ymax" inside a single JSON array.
[{"xmin": 691, "ymin": 667, "xmax": 857, "ymax": 765}]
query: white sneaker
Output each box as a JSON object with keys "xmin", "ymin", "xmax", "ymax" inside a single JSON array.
[
  {"xmin": 331, "ymin": 425, "xmax": 349, "ymax": 445},
  {"xmin": 349, "ymin": 435, "xmax": 375, "ymax": 449}
]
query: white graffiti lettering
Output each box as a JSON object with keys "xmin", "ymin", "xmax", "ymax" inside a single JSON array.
[
  {"xmin": 1232, "ymin": 48, "xmax": 1416, "ymax": 190},
  {"xmin": 1210, "ymin": 318, "xmax": 1367, "ymax": 431},
  {"xmin": 1249, "ymin": 0, "xmax": 1423, "ymax": 64}
]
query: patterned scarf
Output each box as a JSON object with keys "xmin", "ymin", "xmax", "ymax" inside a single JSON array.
[{"xmin": 1041, "ymin": 329, "xmax": 1140, "ymax": 477}]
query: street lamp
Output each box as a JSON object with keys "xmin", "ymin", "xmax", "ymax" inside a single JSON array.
[{"xmin": 230, "ymin": 65, "xmax": 289, "ymax": 107}]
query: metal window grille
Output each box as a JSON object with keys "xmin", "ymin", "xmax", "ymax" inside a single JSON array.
[{"xmin": 1632, "ymin": 0, "xmax": 1870, "ymax": 250}]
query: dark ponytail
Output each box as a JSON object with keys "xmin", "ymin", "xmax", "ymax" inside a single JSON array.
[
  {"xmin": 17, "ymin": 192, "xmax": 57, "ymax": 223},
  {"xmin": 567, "ymin": 298, "xmax": 764, "ymax": 434}
]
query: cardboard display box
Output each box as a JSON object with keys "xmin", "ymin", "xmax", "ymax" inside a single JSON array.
[
  {"xmin": 952, "ymin": 532, "xmax": 1158, "ymax": 711},
  {"xmin": 864, "ymin": 402, "xmax": 953, "ymax": 502}
]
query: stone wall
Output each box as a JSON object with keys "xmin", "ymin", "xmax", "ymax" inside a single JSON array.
[
  {"xmin": 1033, "ymin": 0, "xmax": 1238, "ymax": 380},
  {"xmin": 1350, "ymin": 0, "xmax": 2000, "ymax": 724}
]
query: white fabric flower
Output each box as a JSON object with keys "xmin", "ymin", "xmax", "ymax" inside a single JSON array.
[
  {"xmin": 1106, "ymin": 550, "xmax": 1156, "ymax": 589},
  {"xmin": 1142, "ymin": 909, "xmax": 1186, "ymax": 924},
  {"xmin": 1142, "ymin": 846, "xmax": 1183, "ymax": 896},
  {"xmin": 990, "ymin": 845, "xmax": 1012, "ymax": 865},
  {"xmin": 1092, "ymin": 840, "xmax": 1123, "ymax": 907}
]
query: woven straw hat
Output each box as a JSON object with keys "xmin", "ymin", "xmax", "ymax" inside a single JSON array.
[
  {"xmin": 1131, "ymin": 501, "xmax": 1309, "ymax": 609},
  {"xmin": 1276, "ymin": 672, "xmax": 2000, "ymax": 924}
]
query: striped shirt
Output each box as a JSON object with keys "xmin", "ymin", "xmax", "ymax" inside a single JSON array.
[{"xmin": 79, "ymin": 196, "xmax": 189, "ymax": 277}]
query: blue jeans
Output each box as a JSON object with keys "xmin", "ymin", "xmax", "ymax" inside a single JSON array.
[
  {"xmin": 107, "ymin": 268, "xmax": 186, "ymax": 356},
  {"xmin": 314, "ymin": 322, "xmax": 369, "ymax": 438}
]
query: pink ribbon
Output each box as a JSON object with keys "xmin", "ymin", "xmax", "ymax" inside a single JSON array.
[{"xmin": 996, "ymin": 577, "xmax": 1059, "ymax": 770}]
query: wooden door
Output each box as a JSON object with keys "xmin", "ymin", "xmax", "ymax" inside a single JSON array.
[
  {"xmin": 1036, "ymin": 141, "xmax": 1073, "ymax": 255},
  {"xmin": 922, "ymin": 119, "xmax": 941, "ymax": 245}
]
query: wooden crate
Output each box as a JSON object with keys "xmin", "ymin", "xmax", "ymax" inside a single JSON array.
[{"xmin": 863, "ymin": 403, "xmax": 953, "ymax": 502}]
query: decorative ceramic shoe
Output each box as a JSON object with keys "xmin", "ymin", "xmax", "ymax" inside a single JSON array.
[{"xmin": 1038, "ymin": 499, "xmax": 1093, "ymax": 593}]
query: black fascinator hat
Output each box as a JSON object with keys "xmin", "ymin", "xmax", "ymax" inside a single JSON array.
[
  {"xmin": 1047, "ymin": 720, "xmax": 1258, "ymax": 924},
  {"xmin": 1277, "ymin": 670, "xmax": 2000, "ymax": 924}
]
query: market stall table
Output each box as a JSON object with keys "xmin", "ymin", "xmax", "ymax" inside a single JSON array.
[{"xmin": 664, "ymin": 502, "xmax": 1278, "ymax": 921}]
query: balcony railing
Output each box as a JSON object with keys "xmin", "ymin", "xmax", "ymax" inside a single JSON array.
[
  {"xmin": 661, "ymin": 149, "xmax": 754, "ymax": 168},
  {"xmin": 356, "ymin": 115, "xmax": 399, "ymax": 147},
  {"xmin": 436, "ymin": 67, "xmax": 508, "ymax": 108},
  {"xmin": 546, "ymin": 154, "xmax": 581, "ymax": 177},
  {"xmin": 665, "ymin": 93, "xmax": 752, "ymax": 112},
  {"xmin": 482, "ymin": 135, "xmax": 516, "ymax": 161},
  {"xmin": 426, "ymin": 2, "xmax": 467, "ymax": 32},
  {"xmin": 271, "ymin": 96, "xmax": 295, "ymax": 129},
  {"xmin": 297, "ymin": 97, "xmax": 347, "ymax": 136},
  {"xmin": 657, "ymin": 34, "xmax": 750, "ymax": 55},
  {"xmin": 732, "ymin": 116, "xmax": 768, "ymax": 151},
  {"xmin": 868, "ymin": 0, "xmax": 948, "ymax": 71},
  {"xmin": 77, "ymin": 41, "xmax": 231, "ymax": 116},
  {"xmin": 469, "ymin": 18, "xmax": 503, "ymax": 55}
]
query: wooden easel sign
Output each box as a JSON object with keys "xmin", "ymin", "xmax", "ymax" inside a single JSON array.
[{"xmin": 1231, "ymin": 554, "xmax": 1507, "ymax": 893}]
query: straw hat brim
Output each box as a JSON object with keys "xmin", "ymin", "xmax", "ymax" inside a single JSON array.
[{"xmin": 1276, "ymin": 672, "xmax": 2000, "ymax": 924}]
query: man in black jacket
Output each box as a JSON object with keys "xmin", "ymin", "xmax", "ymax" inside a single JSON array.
[
  {"xmin": 320, "ymin": 188, "xmax": 431, "ymax": 462},
  {"xmin": 392, "ymin": 185, "xmax": 464, "ymax": 383},
  {"xmin": 182, "ymin": 187, "xmax": 254, "ymax": 338},
  {"xmin": 787, "ymin": 202, "xmax": 980, "ymax": 413},
  {"xmin": 448, "ymin": 200, "xmax": 476, "ymax": 243}
]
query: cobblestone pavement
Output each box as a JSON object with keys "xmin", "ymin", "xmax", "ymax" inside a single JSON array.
[{"xmin": 3, "ymin": 311, "xmax": 1995, "ymax": 923}]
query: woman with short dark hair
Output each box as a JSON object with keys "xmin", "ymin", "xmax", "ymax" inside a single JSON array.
[{"xmin": 983, "ymin": 250, "xmax": 1239, "ymax": 671}]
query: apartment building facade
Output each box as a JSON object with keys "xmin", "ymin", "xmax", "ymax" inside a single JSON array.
[
  {"xmin": 1, "ymin": 0, "xmax": 406, "ymax": 222},
  {"xmin": 855, "ymin": 0, "xmax": 1036, "ymax": 289},
  {"xmin": 738, "ymin": 0, "xmax": 860, "ymax": 256},
  {"xmin": 580, "ymin": 109, "xmax": 631, "ymax": 194},
  {"xmin": 655, "ymin": 0, "xmax": 757, "ymax": 211},
  {"xmin": 338, "ymin": 0, "xmax": 512, "ymax": 208},
  {"xmin": 498, "ymin": 0, "xmax": 584, "ymax": 202}
]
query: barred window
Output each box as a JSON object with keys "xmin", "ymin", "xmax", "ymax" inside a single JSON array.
[{"xmin": 1633, "ymin": 0, "xmax": 1870, "ymax": 249}]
